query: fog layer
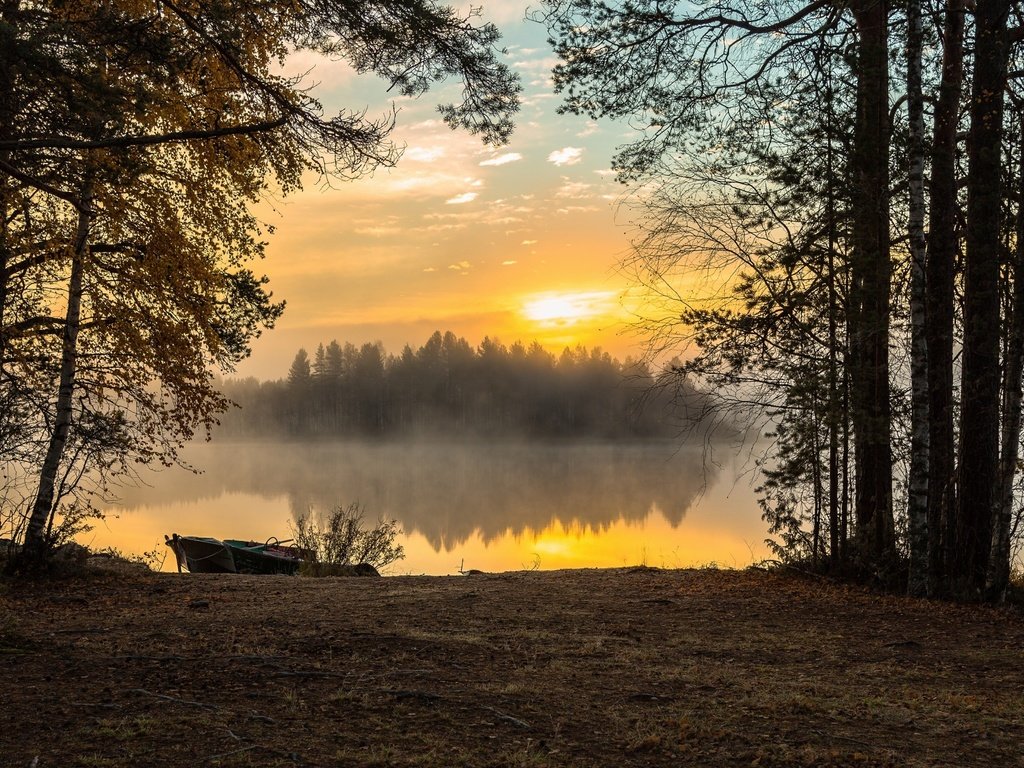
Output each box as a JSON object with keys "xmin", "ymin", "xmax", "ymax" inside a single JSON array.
[{"xmin": 115, "ymin": 438, "xmax": 724, "ymax": 550}]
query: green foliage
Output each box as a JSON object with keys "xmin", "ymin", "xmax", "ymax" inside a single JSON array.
[{"xmin": 291, "ymin": 503, "xmax": 404, "ymax": 574}]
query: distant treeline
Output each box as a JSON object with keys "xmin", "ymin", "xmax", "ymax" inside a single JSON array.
[{"xmin": 217, "ymin": 331, "xmax": 703, "ymax": 438}]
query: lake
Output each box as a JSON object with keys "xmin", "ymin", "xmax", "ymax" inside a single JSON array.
[{"xmin": 93, "ymin": 439, "xmax": 769, "ymax": 574}]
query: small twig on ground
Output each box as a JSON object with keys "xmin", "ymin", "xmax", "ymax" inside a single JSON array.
[
  {"xmin": 128, "ymin": 688, "xmax": 221, "ymax": 710},
  {"xmin": 52, "ymin": 627, "xmax": 108, "ymax": 634},
  {"xmin": 483, "ymin": 706, "xmax": 531, "ymax": 729},
  {"xmin": 882, "ymin": 639, "xmax": 922, "ymax": 649},
  {"xmin": 269, "ymin": 668, "xmax": 344, "ymax": 678},
  {"xmin": 109, "ymin": 654, "xmax": 187, "ymax": 662}
]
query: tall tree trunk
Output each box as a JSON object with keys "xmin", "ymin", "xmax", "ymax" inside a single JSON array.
[
  {"xmin": 926, "ymin": 0, "xmax": 964, "ymax": 596},
  {"xmin": 0, "ymin": 0, "xmax": 17, "ymax": 371},
  {"xmin": 841, "ymin": 331, "xmax": 852, "ymax": 565},
  {"xmin": 827, "ymin": 273, "xmax": 841, "ymax": 569},
  {"xmin": 986, "ymin": 110, "xmax": 1024, "ymax": 599},
  {"xmin": 956, "ymin": 0, "xmax": 1010, "ymax": 597},
  {"xmin": 827, "ymin": 201, "xmax": 841, "ymax": 571},
  {"xmin": 812, "ymin": 393, "xmax": 823, "ymax": 568},
  {"xmin": 849, "ymin": 0, "xmax": 895, "ymax": 574},
  {"xmin": 906, "ymin": 0, "xmax": 929, "ymax": 596},
  {"xmin": 20, "ymin": 172, "xmax": 94, "ymax": 565},
  {"xmin": 823, "ymin": 48, "xmax": 841, "ymax": 571}
]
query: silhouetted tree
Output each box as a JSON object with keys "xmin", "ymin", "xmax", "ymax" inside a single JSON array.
[
  {"xmin": 218, "ymin": 332, "xmax": 701, "ymax": 440},
  {"xmin": 3, "ymin": 0, "xmax": 521, "ymax": 566},
  {"xmin": 954, "ymin": 0, "xmax": 1011, "ymax": 597},
  {"xmin": 541, "ymin": 0, "xmax": 1024, "ymax": 599}
]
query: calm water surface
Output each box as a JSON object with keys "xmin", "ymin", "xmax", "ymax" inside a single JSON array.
[{"xmin": 94, "ymin": 439, "xmax": 768, "ymax": 574}]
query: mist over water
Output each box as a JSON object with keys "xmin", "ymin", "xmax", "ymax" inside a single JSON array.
[{"xmin": 106, "ymin": 437, "xmax": 766, "ymax": 573}]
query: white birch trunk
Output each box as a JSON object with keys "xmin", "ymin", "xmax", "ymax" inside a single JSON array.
[{"xmin": 21, "ymin": 173, "xmax": 94, "ymax": 562}]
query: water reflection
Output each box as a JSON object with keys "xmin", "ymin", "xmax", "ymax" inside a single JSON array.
[{"xmin": 102, "ymin": 439, "xmax": 766, "ymax": 573}]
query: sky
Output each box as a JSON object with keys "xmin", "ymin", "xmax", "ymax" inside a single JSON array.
[{"xmin": 235, "ymin": 1, "xmax": 647, "ymax": 380}]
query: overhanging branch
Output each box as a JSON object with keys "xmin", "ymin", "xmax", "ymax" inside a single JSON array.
[{"xmin": 0, "ymin": 117, "xmax": 288, "ymax": 151}]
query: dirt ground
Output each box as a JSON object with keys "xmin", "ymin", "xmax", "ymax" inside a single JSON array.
[{"xmin": 1, "ymin": 566, "xmax": 1023, "ymax": 768}]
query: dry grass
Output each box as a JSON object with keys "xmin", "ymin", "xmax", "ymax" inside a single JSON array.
[{"xmin": 1, "ymin": 568, "xmax": 1022, "ymax": 767}]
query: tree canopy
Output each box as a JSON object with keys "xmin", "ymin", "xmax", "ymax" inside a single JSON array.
[
  {"xmin": 0, "ymin": 0, "xmax": 520, "ymax": 563},
  {"xmin": 543, "ymin": 0, "xmax": 1024, "ymax": 599},
  {"xmin": 216, "ymin": 331, "xmax": 712, "ymax": 439}
]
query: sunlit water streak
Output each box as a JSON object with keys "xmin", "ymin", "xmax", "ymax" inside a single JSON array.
[{"xmin": 91, "ymin": 439, "xmax": 768, "ymax": 574}]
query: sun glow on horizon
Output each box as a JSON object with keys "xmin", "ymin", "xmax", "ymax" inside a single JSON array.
[
  {"xmin": 393, "ymin": 509, "xmax": 768, "ymax": 573},
  {"xmin": 521, "ymin": 290, "xmax": 617, "ymax": 326},
  {"xmin": 232, "ymin": 13, "xmax": 647, "ymax": 381}
]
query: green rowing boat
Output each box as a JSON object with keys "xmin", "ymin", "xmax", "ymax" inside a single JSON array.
[{"xmin": 165, "ymin": 534, "xmax": 303, "ymax": 575}]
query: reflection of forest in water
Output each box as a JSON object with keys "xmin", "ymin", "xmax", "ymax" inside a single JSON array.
[{"xmin": 115, "ymin": 439, "xmax": 721, "ymax": 550}]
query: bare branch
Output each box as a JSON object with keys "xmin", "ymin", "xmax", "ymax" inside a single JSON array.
[{"xmin": 0, "ymin": 117, "xmax": 288, "ymax": 151}]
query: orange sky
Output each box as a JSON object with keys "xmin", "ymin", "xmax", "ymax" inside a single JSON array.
[{"xmin": 235, "ymin": 3, "xmax": 648, "ymax": 380}]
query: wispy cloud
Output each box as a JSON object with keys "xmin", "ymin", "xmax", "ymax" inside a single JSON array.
[
  {"xmin": 424, "ymin": 222, "xmax": 469, "ymax": 232},
  {"xmin": 446, "ymin": 192, "xmax": 478, "ymax": 205},
  {"xmin": 480, "ymin": 152, "xmax": 524, "ymax": 167},
  {"xmin": 511, "ymin": 55, "xmax": 560, "ymax": 73},
  {"xmin": 548, "ymin": 147, "xmax": 584, "ymax": 166},
  {"xmin": 521, "ymin": 239, "xmax": 538, "ymax": 245},
  {"xmin": 405, "ymin": 146, "xmax": 446, "ymax": 163},
  {"xmin": 556, "ymin": 180, "xmax": 592, "ymax": 198},
  {"xmin": 448, "ymin": 260, "xmax": 472, "ymax": 273},
  {"xmin": 522, "ymin": 91, "xmax": 557, "ymax": 105},
  {"xmin": 354, "ymin": 226, "xmax": 401, "ymax": 237},
  {"xmin": 502, "ymin": 260, "xmax": 518, "ymax": 266}
]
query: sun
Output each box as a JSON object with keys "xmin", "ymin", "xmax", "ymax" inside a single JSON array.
[{"xmin": 521, "ymin": 291, "xmax": 616, "ymax": 326}]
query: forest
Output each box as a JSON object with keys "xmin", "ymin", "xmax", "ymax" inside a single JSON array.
[
  {"xmin": 1, "ymin": 0, "xmax": 1024, "ymax": 604},
  {"xmin": 0, "ymin": 0, "xmax": 519, "ymax": 567},
  {"xmin": 215, "ymin": 331, "xmax": 703, "ymax": 439},
  {"xmin": 536, "ymin": 0, "xmax": 1024, "ymax": 601},
  {"xmin": 5, "ymin": 2, "xmax": 1024, "ymax": 764}
]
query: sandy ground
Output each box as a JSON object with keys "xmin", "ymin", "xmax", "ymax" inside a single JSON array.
[{"xmin": 2, "ymin": 566, "xmax": 1023, "ymax": 767}]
